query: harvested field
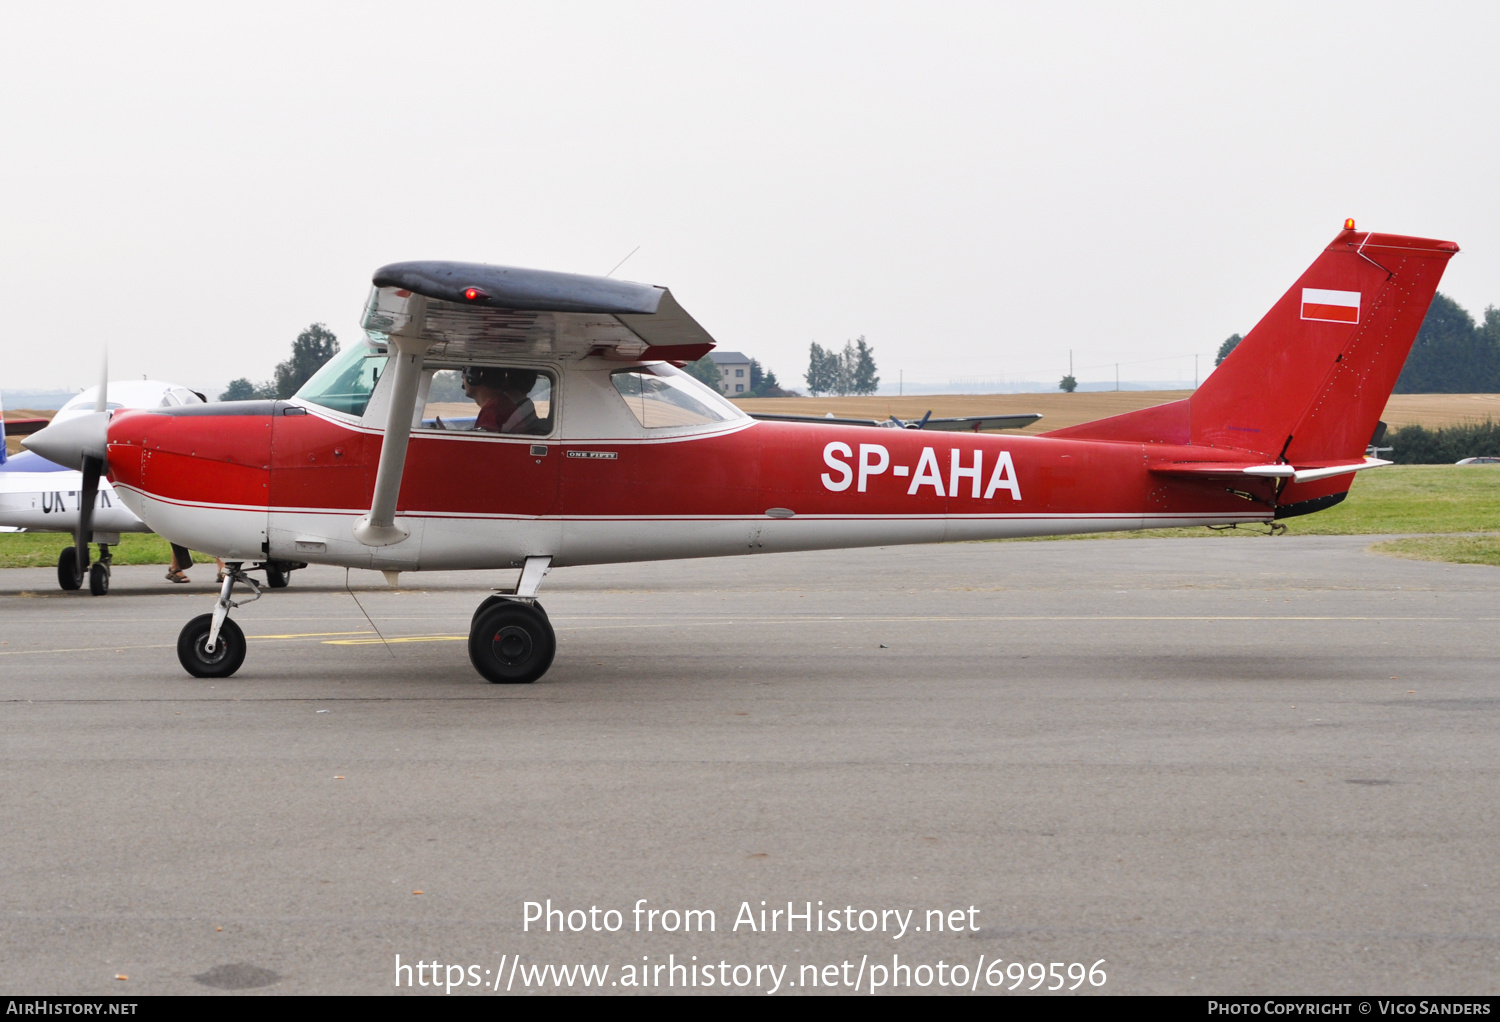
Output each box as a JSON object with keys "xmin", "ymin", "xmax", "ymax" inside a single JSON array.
[{"xmin": 733, "ymin": 391, "xmax": 1500, "ymax": 433}]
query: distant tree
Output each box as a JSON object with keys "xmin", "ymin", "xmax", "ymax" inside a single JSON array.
[
  {"xmin": 273, "ymin": 323, "xmax": 340, "ymax": 400},
  {"xmin": 807, "ymin": 339, "xmax": 878, "ymax": 396},
  {"xmin": 683, "ymin": 353, "xmax": 726, "ymax": 392},
  {"xmin": 1059, "ymin": 374, "xmax": 1077, "ymax": 393},
  {"xmin": 849, "ymin": 336, "xmax": 879, "ymax": 396},
  {"xmin": 805, "ymin": 342, "xmax": 837, "ymax": 396},
  {"xmin": 1394, "ymin": 293, "xmax": 1500, "ymax": 393},
  {"xmin": 746, "ymin": 359, "xmax": 796, "ymax": 398},
  {"xmin": 219, "ymin": 377, "xmax": 275, "ymax": 401},
  {"xmin": 1215, "ymin": 333, "xmax": 1243, "ymax": 367}
]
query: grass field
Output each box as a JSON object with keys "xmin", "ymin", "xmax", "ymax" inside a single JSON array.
[
  {"xmin": 0, "ymin": 533, "xmax": 215, "ymax": 570},
  {"xmin": 1371, "ymin": 534, "xmax": 1500, "ymax": 567},
  {"xmin": 0, "ymin": 466, "xmax": 1493, "ymax": 568}
]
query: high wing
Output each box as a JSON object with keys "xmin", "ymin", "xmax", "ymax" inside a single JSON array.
[
  {"xmin": 353, "ymin": 260, "xmax": 721, "ymax": 546},
  {"xmin": 364, "ymin": 261, "xmax": 717, "ymax": 363}
]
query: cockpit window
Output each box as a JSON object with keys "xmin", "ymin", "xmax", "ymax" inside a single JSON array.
[
  {"xmin": 296, "ymin": 346, "xmax": 388, "ymax": 417},
  {"xmin": 419, "ymin": 366, "xmax": 554, "ymax": 436},
  {"xmin": 610, "ymin": 364, "xmax": 745, "ymax": 428}
]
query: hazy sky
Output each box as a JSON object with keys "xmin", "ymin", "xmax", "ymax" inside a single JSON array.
[{"xmin": 3, "ymin": 1, "xmax": 1496, "ymax": 395}]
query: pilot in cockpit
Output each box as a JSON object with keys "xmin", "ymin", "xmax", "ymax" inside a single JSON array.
[{"xmin": 463, "ymin": 366, "xmax": 542, "ymax": 434}]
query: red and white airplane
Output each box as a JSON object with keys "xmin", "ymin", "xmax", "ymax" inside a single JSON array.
[{"xmin": 24, "ymin": 222, "xmax": 1457, "ymax": 683}]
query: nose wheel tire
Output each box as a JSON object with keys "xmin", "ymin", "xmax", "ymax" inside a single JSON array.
[
  {"xmin": 469, "ymin": 601, "xmax": 555, "ymax": 684},
  {"xmin": 177, "ymin": 613, "xmax": 247, "ymax": 679},
  {"xmin": 265, "ymin": 562, "xmax": 291, "ymax": 589},
  {"xmin": 88, "ymin": 561, "xmax": 110, "ymax": 596},
  {"xmin": 57, "ymin": 547, "xmax": 82, "ymax": 591}
]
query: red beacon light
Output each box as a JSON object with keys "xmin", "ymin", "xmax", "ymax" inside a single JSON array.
[
  {"xmin": 462, "ymin": 286, "xmax": 489, "ymax": 302},
  {"xmin": 1344, "ymin": 218, "xmax": 1356, "ymax": 231}
]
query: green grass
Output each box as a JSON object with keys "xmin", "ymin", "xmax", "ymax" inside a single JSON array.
[
  {"xmin": 0, "ymin": 532, "xmax": 216, "ymax": 569},
  {"xmin": 1371, "ymin": 534, "xmax": 1500, "ymax": 567}
]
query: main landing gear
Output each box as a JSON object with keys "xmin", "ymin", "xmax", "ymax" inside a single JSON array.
[
  {"xmin": 176, "ymin": 562, "xmax": 261, "ymax": 678},
  {"xmin": 467, "ymin": 556, "xmax": 555, "ymax": 684},
  {"xmin": 57, "ymin": 543, "xmax": 112, "ymax": 595}
]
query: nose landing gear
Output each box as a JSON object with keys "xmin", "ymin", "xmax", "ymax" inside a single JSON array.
[{"xmin": 176, "ymin": 562, "xmax": 261, "ymax": 678}]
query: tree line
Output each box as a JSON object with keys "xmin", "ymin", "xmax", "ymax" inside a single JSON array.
[
  {"xmin": 1210, "ymin": 292, "xmax": 1500, "ymax": 392},
  {"xmin": 1386, "ymin": 420, "xmax": 1499, "ymax": 463},
  {"xmin": 220, "ymin": 324, "xmax": 340, "ymax": 400},
  {"xmin": 805, "ymin": 337, "xmax": 878, "ymax": 397}
]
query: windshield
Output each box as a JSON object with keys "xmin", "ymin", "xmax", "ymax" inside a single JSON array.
[
  {"xmin": 610, "ymin": 363, "xmax": 745, "ymax": 428},
  {"xmin": 295, "ymin": 346, "xmax": 388, "ymax": 417}
]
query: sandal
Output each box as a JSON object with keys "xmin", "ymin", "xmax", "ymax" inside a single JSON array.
[{"xmin": 165, "ymin": 570, "xmax": 189, "ymax": 583}]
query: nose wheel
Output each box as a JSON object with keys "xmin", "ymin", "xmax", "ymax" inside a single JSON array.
[
  {"xmin": 176, "ymin": 562, "xmax": 261, "ymax": 679},
  {"xmin": 468, "ymin": 600, "xmax": 555, "ymax": 684}
]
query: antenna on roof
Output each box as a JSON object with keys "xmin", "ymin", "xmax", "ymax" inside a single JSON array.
[{"xmin": 604, "ymin": 245, "xmax": 641, "ymax": 278}]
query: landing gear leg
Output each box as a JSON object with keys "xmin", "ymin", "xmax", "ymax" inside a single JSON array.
[
  {"xmin": 88, "ymin": 543, "xmax": 112, "ymax": 596},
  {"xmin": 176, "ymin": 562, "xmax": 261, "ymax": 679}
]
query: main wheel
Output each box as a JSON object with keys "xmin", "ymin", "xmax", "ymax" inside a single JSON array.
[
  {"xmin": 57, "ymin": 547, "xmax": 82, "ymax": 591},
  {"xmin": 177, "ymin": 613, "xmax": 247, "ymax": 679},
  {"xmin": 88, "ymin": 561, "xmax": 110, "ymax": 596},
  {"xmin": 265, "ymin": 562, "xmax": 291, "ymax": 589},
  {"xmin": 472, "ymin": 595, "xmax": 549, "ymax": 628},
  {"xmin": 468, "ymin": 601, "xmax": 555, "ymax": 684}
]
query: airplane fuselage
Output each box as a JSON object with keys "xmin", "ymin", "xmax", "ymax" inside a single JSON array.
[{"xmin": 103, "ymin": 388, "xmax": 1276, "ymax": 573}]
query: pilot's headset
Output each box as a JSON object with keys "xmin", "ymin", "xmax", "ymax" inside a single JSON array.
[{"xmin": 463, "ymin": 366, "xmax": 508, "ymax": 390}]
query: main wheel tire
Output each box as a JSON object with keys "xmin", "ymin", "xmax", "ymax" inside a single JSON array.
[
  {"xmin": 471, "ymin": 595, "xmax": 549, "ymax": 628},
  {"xmin": 88, "ymin": 561, "xmax": 109, "ymax": 596},
  {"xmin": 265, "ymin": 562, "xmax": 290, "ymax": 589},
  {"xmin": 468, "ymin": 601, "xmax": 555, "ymax": 684},
  {"xmin": 57, "ymin": 547, "xmax": 82, "ymax": 591},
  {"xmin": 177, "ymin": 613, "xmax": 247, "ymax": 679}
]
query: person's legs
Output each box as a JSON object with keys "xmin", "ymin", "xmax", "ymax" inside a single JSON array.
[{"xmin": 167, "ymin": 544, "xmax": 191, "ymax": 582}]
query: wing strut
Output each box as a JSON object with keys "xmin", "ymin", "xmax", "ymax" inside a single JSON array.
[{"xmin": 354, "ymin": 300, "xmax": 430, "ymax": 547}]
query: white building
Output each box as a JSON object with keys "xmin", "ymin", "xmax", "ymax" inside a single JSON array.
[{"xmin": 708, "ymin": 350, "xmax": 752, "ymax": 395}]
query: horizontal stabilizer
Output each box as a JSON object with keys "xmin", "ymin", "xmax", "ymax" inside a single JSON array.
[{"xmin": 1151, "ymin": 456, "xmax": 1391, "ymax": 483}]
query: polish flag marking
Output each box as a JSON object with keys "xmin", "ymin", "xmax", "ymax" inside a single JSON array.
[{"xmin": 1301, "ymin": 288, "xmax": 1360, "ymax": 324}]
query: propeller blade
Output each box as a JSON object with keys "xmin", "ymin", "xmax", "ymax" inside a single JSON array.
[
  {"xmin": 94, "ymin": 350, "xmax": 109, "ymax": 414},
  {"xmin": 75, "ymin": 454, "xmax": 103, "ymax": 580},
  {"xmin": 915, "ymin": 410, "xmax": 932, "ymax": 430}
]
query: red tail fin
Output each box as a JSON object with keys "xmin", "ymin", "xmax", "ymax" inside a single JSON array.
[
  {"xmin": 1046, "ymin": 227, "xmax": 1458, "ymax": 461},
  {"xmin": 1192, "ymin": 227, "xmax": 1457, "ymax": 461}
]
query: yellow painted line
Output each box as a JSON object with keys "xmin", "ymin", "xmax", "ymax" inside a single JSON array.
[
  {"xmin": 248, "ymin": 631, "xmax": 374, "ymax": 639},
  {"xmin": 0, "ymin": 631, "xmax": 372, "ymax": 656},
  {"xmin": 324, "ymin": 635, "xmax": 466, "ymax": 645},
  {"xmin": 0, "ymin": 643, "xmax": 175, "ymax": 656}
]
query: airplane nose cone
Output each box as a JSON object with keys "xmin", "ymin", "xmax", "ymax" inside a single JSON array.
[{"xmin": 21, "ymin": 411, "xmax": 110, "ymax": 470}]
